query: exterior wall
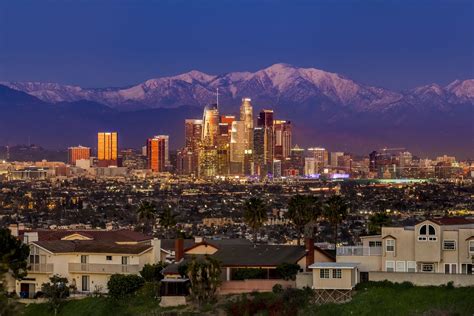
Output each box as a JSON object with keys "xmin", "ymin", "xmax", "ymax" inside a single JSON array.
[
  {"xmin": 382, "ymin": 227, "xmax": 416, "ymax": 271},
  {"xmin": 185, "ymin": 244, "xmax": 218, "ymax": 255},
  {"xmin": 414, "ymin": 222, "xmax": 441, "ymax": 263},
  {"xmin": 361, "ymin": 235, "xmax": 382, "ymax": 248},
  {"xmin": 312, "ymin": 268, "xmax": 355, "ymax": 290},
  {"xmin": 296, "ymin": 272, "xmax": 313, "ymax": 289},
  {"xmin": 218, "ymin": 279, "xmax": 295, "ymax": 294},
  {"xmin": 370, "ymin": 271, "xmax": 474, "ymax": 287},
  {"xmin": 337, "ymin": 255, "xmax": 381, "ymax": 272}
]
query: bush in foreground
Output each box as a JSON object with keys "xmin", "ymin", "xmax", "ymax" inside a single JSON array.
[{"xmin": 107, "ymin": 274, "xmax": 145, "ymax": 300}]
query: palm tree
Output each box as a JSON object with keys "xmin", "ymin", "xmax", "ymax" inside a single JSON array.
[
  {"xmin": 159, "ymin": 206, "xmax": 177, "ymax": 239},
  {"xmin": 136, "ymin": 201, "xmax": 157, "ymax": 234},
  {"xmin": 286, "ymin": 194, "xmax": 321, "ymax": 245},
  {"xmin": 243, "ymin": 197, "xmax": 268, "ymax": 243},
  {"xmin": 368, "ymin": 212, "xmax": 391, "ymax": 235},
  {"xmin": 323, "ymin": 195, "xmax": 348, "ymax": 251}
]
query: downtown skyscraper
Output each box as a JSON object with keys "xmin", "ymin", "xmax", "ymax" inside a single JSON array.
[
  {"xmin": 146, "ymin": 135, "xmax": 168, "ymax": 172},
  {"xmin": 97, "ymin": 132, "xmax": 118, "ymax": 167}
]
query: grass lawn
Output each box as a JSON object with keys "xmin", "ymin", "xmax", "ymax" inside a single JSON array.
[
  {"xmin": 21, "ymin": 282, "xmax": 474, "ymax": 316},
  {"xmin": 303, "ymin": 282, "xmax": 474, "ymax": 316}
]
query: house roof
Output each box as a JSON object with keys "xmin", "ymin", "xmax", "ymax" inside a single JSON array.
[
  {"xmin": 160, "ymin": 238, "xmax": 251, "ymax": 252},
  {"xmin": 33, "ymin": 240, "xmax": 152, "ymax": 254},
  {"xmin": 211, "ymin": 244, "xmax": 306, "ymax": 267},
  {"xmin": 419, "ymin": 218, "xmax": 474, "ymax": 226},
  {"xmin": 21, "ymin": 229, "xmax": 151, "ymax": 242},
  {"xmin": 309, "ymin": 262, "xmax": 359, "ymax": 269}
]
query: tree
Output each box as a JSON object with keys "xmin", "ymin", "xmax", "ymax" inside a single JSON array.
[
  {"xmin": 139, "ymin": 263, "xmax": 166, "ymax": 283},
  {"xmin": 186, "ymin": 255, "xmax": 221, "ymax": 306},
  {"xmin": 41, "ymin": 275, "xmax": 70, "ymax": 316},
  {"xmin": 276, "ymin": 263, "xmax": 301, "ymax": 281},
  {"xmin": 136, "ymin": 201, "xmax": 157, "ymax": 234},
  {"xmin": 323, "ymin": 195, "xmax": 349, "ymax": 250},
  {"xmin": 286, "ymin": 195, "xmax": 321, "ymax": 245},
  {"xmin": 158, "ymin": 207, "xmax": 177, "ymax": 239},
  {"xmin": 243, "ymin": 197, "xmax": 268, "ymax": 243},
  {"xmin": 107, "ymin": 274, "xmax": 145, "ymax": 300},
  {"xmin": 368, "ymin": 212, "xmax": 391, "ymax": 235},
  {"xmin": 0, "ymin": 228, "xmax": 30, "ymax": 279}
]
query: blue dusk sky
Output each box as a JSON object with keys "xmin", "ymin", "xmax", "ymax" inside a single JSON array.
[{"xmin": 0, "ymin": 0, "xmax": 472, "ymax": 91}]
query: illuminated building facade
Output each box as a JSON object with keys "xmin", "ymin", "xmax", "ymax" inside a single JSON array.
[
  {"xmin": 68, "ymin": 146, "xmax": 91, "ymax": 165},
  {"xmin": 200, "ymin": 104, "xmax": 219, "ymax": 177},
  {"xmin": 97, "ymin": 132, "xmax": 118, "ymax": 167},
  {"xmin": 184, "ymin": 119, "xmax": 203, "ymax": 175},
  {"xmin": 146, "ymin": 135, "xmax": 167, "ymax": 172},
  {"xmin": 273, "ymin": 120, "xmax": 292, "ymax": 161}
]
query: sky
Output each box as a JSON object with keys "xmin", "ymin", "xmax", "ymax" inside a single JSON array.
[{"xmin": 0, "ymin": 0, "xmax": 472, "ymax": 91}]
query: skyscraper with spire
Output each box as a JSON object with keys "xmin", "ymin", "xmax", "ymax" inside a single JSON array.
[{"xmin": 240, "ymin": 98, "xmax": 254, "ymax": 153}]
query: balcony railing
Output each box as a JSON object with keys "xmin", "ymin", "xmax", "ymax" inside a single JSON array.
[
  {"xmin": 337, "ymin": 246, "xmax": 382, "ymax": 256},
  {"xmin": 28, "ymin": 263, "xmax": 54, "ymax": 273},
  {"xmin": 68, "ymin": 263, "xmax": 140, "ymax": 274}
]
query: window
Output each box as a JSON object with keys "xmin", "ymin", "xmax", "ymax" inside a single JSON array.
[
  {"xmin": 369, "ymin": 241, "xmax": 382, "ymax": 247},
  {"xmin": 469, "ymin": 241, "xmax": 474, "ymax": 253},
  {"xmin": 121, "ymin": 256, "xmax": 129, "ymax": 265},
  {"xmin": 443, "ymin": 240, "xmax": 456, "ymax": 250},
  {"xmin": 81, "ymin": 275, "xmax": 90, "ymax": 292},
  {"xmin": 396, "ymin": 261, "xmax": 406, "ymax": 272},
  {"xmin": 106, "ymin": 256, "xmax": 112, "ymax": 261},
  {"xmin": 461, "ymin": 264, "xmax": 473, "ymax": 275},
  {"xmin": 407, "ymin": 261, "xmax": 416, "ymax": 273},
  {"xmin": 444, "ymin": 263, "xmax": 457, "ymax": 274},
  {"xmin": 386, "ymin": 261, "xmax": 395, "ymax": 272},
  {"xmin": 320, "ymin": 269, "xmax": 330, "ymax": 279},
  {"xmin": 386, "ymin": 239, "xmax": 395, "ymax": 252},
  {"xmin": 421, "ymin": 264, "xmax": 434, "ymax": 272},
  {"xmin": 332, "ymin": 269, "xmax": 342, "ymax": 279},
  {"xmin": 80, "ymin": 255, "xmax": 89, "ymax": 264},
  {"xmin": 418, "ymin": 224, "xmax": 437, "ymax": 241}
]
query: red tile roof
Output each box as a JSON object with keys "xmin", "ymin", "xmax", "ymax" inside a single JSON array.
[{"xmin": 427, "ymin": 217, "xmax": 474, "ymax": 226}]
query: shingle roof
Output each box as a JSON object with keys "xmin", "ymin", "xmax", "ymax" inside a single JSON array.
[
  {"xmin": 21, "ymin": 229, "xmax": 151, "ymax": 242},
  {"xmin": 211, "ymin": 244, "xmax": 306, "ymax": 267},
  {"xmin": 33, "ymin": 240, "xmax": 152, "ymax": 254},
  {"xmin": 160, "ymin": 238, "xmax": 251, "ymax": 252},
  {"xmin": 428, "ymin": 217, "xmax": 474, "ymax": 226}
]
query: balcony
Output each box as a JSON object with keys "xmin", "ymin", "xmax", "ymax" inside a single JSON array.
[
  {"xmin": 337, "ymin": 246, "xmax": 382, "ymax": 256},
  {"xmin": 28, "ymin": 263, "xmax": 54, "ymax": 273},
  {"xmin": 68, "ymin": 263, "xmax": 140, "ymax": 274}
]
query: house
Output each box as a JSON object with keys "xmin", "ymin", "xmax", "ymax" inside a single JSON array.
[
  {"xmin": 162, "ymin": 237, "xmax": 334, "ymax": 296},
  {"xmin": 7, "ymin": 225, "xmax": 163, "ymax": 298},
  {"xmin": 334, "ymin": 218, "xmax": 474, "ymax": 287}
]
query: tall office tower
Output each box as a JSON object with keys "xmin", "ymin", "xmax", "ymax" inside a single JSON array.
[
  {"xmin": 252, "ymin": 127, "xmax": 265, "ymax": 176},
  {"xmin": 338, "ymin": 154, "xmax": 353, "ymax": 173},
  {"xmin": 97, "ymin": 132, "xmax": 118, "ymax": 167},
  {"xmin": 230, "ymin": 121, "xmax": 246, "ymax": 174},
  {"xmin": 308, "ymin": 147, "xmax": 328, "ymax": 172},
  {"xmin": 200, "ymin": 104, "xmax": 219, "ymax": 177},
  {"xmin": 184, "ymin": 119, "xmax": 203, "ymax": 175},
  {"xmin": 217, "ymin": 122, "xmax": 231, "ymax": 175},
  {"xmin": 176, "ymin": 148, "xmax": 194, "ymax": 175},
  {"xmin": 330, "ymin": 152, "xmax": 344, "ymax": 168},
  {"xmin": 156, "ymin": 135, "xmax": 170, "ymax": 169},
  {"xmin": 304, "ymin": 157, "xmax": 316, "ymax": 176},
  {"xmin": 68, "ymin": 146, "xmax": 91, "ymax": 165},
  {"xmin": 273, "ymin": 120, "xmax": 292, "ymax": 161},
  {"xmin": 288, "ymin": 145, "xmax": 305, "ymax": 176},
  {"xmin": 240, "ymin": 98, "xmax": 254, "ymax": 151},
  {"xmin": 257, "ymin": 110, "xmax": 274, "ymax": 176},
  {"xmin": 398, "ymin": 151, "xmax": 413, "ymax": 177},
  {"xmin": 146, "ymin": 135, "xmax": 167, "ymax": 172},
  {"xmin": 220, "ymin": 115, "xmax": 235, "ymax": 133}
]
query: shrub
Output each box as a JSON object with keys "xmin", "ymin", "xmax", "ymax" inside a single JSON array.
[
  {"xmin": 232, "ymin": 268, "xmax": 266, "ymax": 280},
  {"xmin": 107, "ymin": 274, "xmax": 145, "ymax": 300},
  {"xmin": 272, "ymin": 284, "xmax": 284, "ymax": 294},
  {"xmin": 41, "ymin": 275, "xmax": 70, "ymax": 315},
  {"xmin": 276, "ymin": 263, "xmax": 300, "ymax": 280},
  {"xmin": 139, "ymin": 263, "xmax": 166, "ymax": 283}
]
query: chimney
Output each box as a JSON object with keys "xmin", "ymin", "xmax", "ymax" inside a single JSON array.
[
  {"xmin": 8, "ymin": 223, "xmax": 18, "ymax": 237},
  {"xmin": 151, "ymin": 238, "xmax": 162, "ymax": 263},
  {"xmin": 175, "ymin": 238, "xmax": 184, "ymax": 262},
  {"xmin": 305, "ymin": 238, "xmax": 315, "ymax": 271}
]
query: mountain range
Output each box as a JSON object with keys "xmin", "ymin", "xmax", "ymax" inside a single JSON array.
[{"xmin": 1, "ymin": 63, "xmax": 473, "ymax": 158}]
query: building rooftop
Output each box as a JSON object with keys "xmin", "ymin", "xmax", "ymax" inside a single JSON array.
[
  {"xmin": 33, "ymin": 240, "xmax": 152, "ymax": 254},
  {"xmin": 309, "ymin": 262, "xmax": 359, "ymax": 269}
]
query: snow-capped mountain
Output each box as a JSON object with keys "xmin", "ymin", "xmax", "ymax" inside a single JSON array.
[{"xmin": 3, "ymin": 63, "xmax": 471, "ymax": 112}]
